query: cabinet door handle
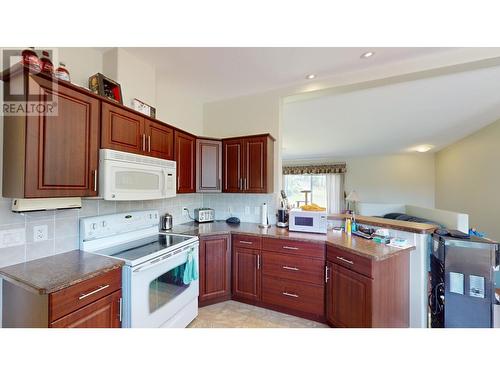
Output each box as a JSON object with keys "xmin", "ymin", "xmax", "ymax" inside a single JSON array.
[
  {"xmin": 239, "ymin": 240, "xmax": 253, "ymax": 245},
  {"xmin": 257, "ymin": 254, "xmax": 260, "ymax": 270},
  {"xmin": 336, "ymin": 256, "xmax": 354, "ymax": 265},
  {"xmin": 148, "ymin": 135, "xmax": 151, "ymax": 152},
  {"xmin": 244, "ymin": 178, "xmax": 248, "ymax": 190},
  {"xmin": 142, "ymin": 134, "xmax": 146, "ymax": 151},
  {"xmin": 282, "ymin": 265, "xmax": 299, "ymax": 271},
  {"xmin": 93, "ymin": 170, "xmax": 97, "ymax": 192},
  {"xmin": 325, "ymin": 265, "xmax": 329, "ymax": 283},
  {"xmin": 283, "ymin": 246, "xmax": 299, "ymax": 250},
  {"xmin": 282, "ymin": 292, "xmax": 299, "ymax": 298},
  {"xmin": 79, "ymin": 284, "xmax": 109, "ymax": 300}
]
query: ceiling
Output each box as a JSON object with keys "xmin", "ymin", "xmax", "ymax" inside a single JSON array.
[
  {"xmin": 124, "ymin": 47, "xmax": 456, "ymax": 101},
  {"xmin": 282, "ymin": 64, "xmax": 500, "ymax": 160}
]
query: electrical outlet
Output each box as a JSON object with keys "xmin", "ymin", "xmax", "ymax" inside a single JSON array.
[
  {"xmin": 182, "ymin": 207, "xmax": 189, "ymax": 217},
  {"xmin": 0, "ymin": 228, "xmax": 26, "ymax": 248},
  {"xmin": 33, "ymin": 225, "xmax": 48, "ymax": 242}
]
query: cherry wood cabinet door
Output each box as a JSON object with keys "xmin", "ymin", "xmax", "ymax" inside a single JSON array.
[
  {"xmin": 101, "ymin": 102, "xmax": 145, "ymax": 154},
  {"xmin": 24, "ymin": 75, "xmax": 100, "ymax": 197},
  {"xmin": 196, "ymin": 138, "xmax": 222, "ymax": 192},
  {"xmin": 222, "ymin": 139, "xmax": 244, "ymax": 192},
  {"xmin": 50, "ymin": 290, "xmax": 122, "ymax": 328},
  {"xmin": 199, "ymin": 235, "xmax": 231, "ymax": 305},
  {"xmin": 146, "ymin": 120, "xmax": 174, "ymax": 160},
  {"xmin": 232, "ymin": 246, "xmax": 261, "ymax": 302},
  {"xmin": 174, "ymin": 131, "xmax": 196, "ymax": 193},
  {"xmin": 244, "ymin": 136, "xmax": 267, "ymax": 193},
  {"xmin": 327, "ymin": 263, "xmax": 372, "ymax": 328}
]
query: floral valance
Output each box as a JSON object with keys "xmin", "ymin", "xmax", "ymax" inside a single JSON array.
[{"xmin": 282, "ymin": 163, "xmax": 346, "ymax": 175}]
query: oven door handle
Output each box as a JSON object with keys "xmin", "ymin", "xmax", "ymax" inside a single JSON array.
[{"xmin": 133, "ymin": 248, "xmax": 187, "ymax": 273}]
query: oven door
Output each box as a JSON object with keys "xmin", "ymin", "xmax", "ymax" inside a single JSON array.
[
  {"xmin": 100, "ymin": 158, "xmax": 176, "ymax": 200},
  {"xmin": 129, "ymin": 244, "xmax": 199, "ymax": 328}
]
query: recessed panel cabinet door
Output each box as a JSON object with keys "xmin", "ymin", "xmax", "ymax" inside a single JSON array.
[
  {"xmin": 232, "ymin": 246, "xmax": 261, "ymax": 301},
  {"xmin": 101, "ymin": 102, "xmax": 144, "ymax": 154},
  {"xmin": 222, "ymin": 139, "xmax": 243, "ymax": 192},
  {"xmin": 244, "ymin": 136, "xmax": 267, "ymax": 193},
  {"xmin": 146, "ymin": 120, "xmax": 174, "ymax": 160},
  {"xmin": 327, "ymin": 263, "xmax": 372, "ymax": 328},
  {"xmin": 24, "ymin": 76, "xmax": 99, "ymax": 197},
  {"xmin": 199, "ymin": 235, "xmax": 231, "ymax": 305},
  {"xmin": 50, "ymin": 290, "xmax": 122, "ymax": 328},
  {"xmin": 196, "ymin": 139, "xmax": 222, "ymax": 192},
  {"xmin": 174, "ymin": 131, "xmax": 196, "ymax": 193}
]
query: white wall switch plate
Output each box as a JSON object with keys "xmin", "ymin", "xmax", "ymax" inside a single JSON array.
[
  {"xmin": 0, "ymin": 228, "xmax": 26, "ymax": 248},
  {"xmin": 33, "ymin": 225, "xmax": 48, "ymax": 242}
]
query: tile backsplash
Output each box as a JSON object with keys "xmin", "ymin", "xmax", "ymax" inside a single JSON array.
[{"xmin": 0, "ymin": 193, "xmax": 277, "ymax": 268}]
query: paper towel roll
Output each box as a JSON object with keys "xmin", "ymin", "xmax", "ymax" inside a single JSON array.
[{"xmin": 260, "ymin": 203, "xmax": 268, "ymax": 226}]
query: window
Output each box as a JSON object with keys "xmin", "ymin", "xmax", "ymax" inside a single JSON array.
[{"xmin": 284, "ymin": 174, "xmax": 327, "ymax": 208}]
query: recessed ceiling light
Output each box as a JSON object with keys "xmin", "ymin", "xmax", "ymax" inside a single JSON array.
[
  {"xmin": 414, "ymin": 144, "xmax": 434, "ymax": 153},
  {"xmin": 360, "ymin": 51, "xmax": 375, "ymax": 59},
  {"xmin": 305, "ymin": 74, "xmax": 316, "ymax": 80}
]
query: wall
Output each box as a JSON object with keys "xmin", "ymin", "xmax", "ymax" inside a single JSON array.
[
  {"xmin": 284, "ymin": 153, "xmax": 436, "ymax": 208},
  {"xmin": 436, "ymin": 118, "xmax": 500, "ymax": 241}
]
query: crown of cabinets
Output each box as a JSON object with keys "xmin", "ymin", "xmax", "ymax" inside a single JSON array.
[
  {"xmin": 222, "ymin": 135, "xmax": 274, "ymax": 194},
  {"xmin": 3, "ymin": 74, "xmax": 100, "ymax": 198}
]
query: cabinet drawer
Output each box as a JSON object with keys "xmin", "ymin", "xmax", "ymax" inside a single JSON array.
[
  {"xmin": 262, "ymin": 252, "xmax": 325, "ymax": 285},
  {"xmin": 327, "ymin": 245, "xmax": 373, "ymax": 278},
  {"xmin": 49, "ymin": 268, "xmax": 122, "ymax": 322},
  {"xmin": 262, "ymin": 276, "xmax": 324, "ymax": 316},
  {"xmin": 262, "ymin": 238, "xmax": 325, "ymax": 259},
  {"xmin": 232, "ymin": 234, "xmax": 262, "ymax": 249}
]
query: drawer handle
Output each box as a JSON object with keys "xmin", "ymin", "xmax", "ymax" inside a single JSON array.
[
  {"xmin": 282, "ymin": 292, "xmax": 299, "ymax": 298},
  {"xmin": 283, "ymin": 246, "xmax": 299, "ymax": 250},
  {"xmin": 239, "ymin": 240, "xmax": 253, "ymax": 245},
  {"xmin": 336, "ymin": 256, "xmax": 354, "ymax": 265},
  {"xmin": 282, "ymin": 265, "xmax": 299, "ymax": 271},
  {"xmin": 79, "ymin": 284, "xmax": 110, "ymax": 300}
]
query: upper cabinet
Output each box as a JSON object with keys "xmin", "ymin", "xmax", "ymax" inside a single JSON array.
[
  {"xmin": 101, "ymin": 102, "xmax": 174, "ymax": 160},
  {"xmin": 222, "ymin": 134, "xmax": 274, "ymax": 194},
  {"xmin": 196, "ymin": 138, "xmax": 222, "ymax": 193},
  {"xmin": 175, "ymin": 130, "xmax": 196, "ymax": 193},
  {"xmin": 3, "ymin": 74, "xmax": 100, "ymax": 198}
]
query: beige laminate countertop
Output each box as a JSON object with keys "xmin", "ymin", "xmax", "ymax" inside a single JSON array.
[
  {"xmin": 170, "ymin": 221, "xmax": 414, "ymax": 261},
  {"xmin": 0, "ymin": 250, "xmax": 124, "ymax": 295}
]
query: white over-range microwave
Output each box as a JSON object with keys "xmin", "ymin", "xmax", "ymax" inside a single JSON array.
[
  {"xmin": 288, "ymin": 208, "xmax": 328, "ymax": 234},
  {"xmin": 99, "ymin": 149, "xmax": 176, "ymax": 201}
]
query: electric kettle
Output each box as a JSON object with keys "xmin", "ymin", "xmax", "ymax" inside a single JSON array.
[{"xmin": 161, "ymin": 213, "xmax": 173, "ymax": 231}]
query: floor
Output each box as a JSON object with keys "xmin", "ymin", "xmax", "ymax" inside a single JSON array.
[{"xmin": 188, "ymin": 300, "xmax": 328, "ymax": 328}]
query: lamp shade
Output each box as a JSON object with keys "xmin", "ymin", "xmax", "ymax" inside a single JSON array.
[{"xmin": 346, "ymin": 190, "xmax": 360, "ymax": 202}]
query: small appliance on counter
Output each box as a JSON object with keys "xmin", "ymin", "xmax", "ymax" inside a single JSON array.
[
  {"xmin": 276, "ymin": 190, "xmax": 289, "ymax": 228},
  {"xmin": 161, "ymin": 213, "xmax": 173, "ymax": 231},
  {"xmin": 288, "ymin": 208, "xmax": 327, "ymax": 234},
  {"xmin": 194, "ymin": 208, "xmax": 215, "ymax": 223}
]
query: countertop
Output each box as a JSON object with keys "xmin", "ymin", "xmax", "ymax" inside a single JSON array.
[
  {"xmin": 170, "ymin": 221, "xmax": 415, "ymax": 261},
  {"xmin": 328, "ymin": 213, "xmax": 438, "ymax": 234},
  {"xmin": 0, "ymin": 250, "xmax": 124, "ymax": 295}
]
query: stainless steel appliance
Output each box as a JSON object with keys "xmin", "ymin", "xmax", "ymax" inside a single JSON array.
[
  {"xmin": 276, "ymin": 208, "xmax": 289, "ymax": 228},
  {"xmin": 80, "ymin": 210, "xmax": 199, "ymax": 328},
  {"xmin": 288, "ymin": 208, "xmax": 327, "ymax": 234},
  {"xmin": 161, "ymin": 213, "xmax": 173, "ymax": 231},
  {"xmin": 99, "ymin": 149, "xmax": 177, "ymax": 201},
  {"xmin": 194, "ymin": 208, "xmax": 215, "ymax": 223},
  {"xmin": 430, "ymin": 233, "xmax": 499, "ymax": 328}
]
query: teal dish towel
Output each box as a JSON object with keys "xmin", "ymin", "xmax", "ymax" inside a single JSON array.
[{"xmin": 183, "ymin": 248, "xmax": 199, "ymax": 285}]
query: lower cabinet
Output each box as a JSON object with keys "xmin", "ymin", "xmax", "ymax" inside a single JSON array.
[
  {"xmin": 232, "ymin": 246, "xmax": 261, "ymax": 302},
  {"xmin": 199, "ymin": 234, "xmax": 232, "ymax": 306}
]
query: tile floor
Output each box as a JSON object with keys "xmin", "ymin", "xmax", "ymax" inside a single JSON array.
[{"xmin": 188, "ymin": 300, "xmax": 328, "ymax": 328}]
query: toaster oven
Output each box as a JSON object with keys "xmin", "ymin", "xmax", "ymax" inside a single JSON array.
[{"xmin": 194, "ymin": 208, "xmax": 215, "ymax": 223}]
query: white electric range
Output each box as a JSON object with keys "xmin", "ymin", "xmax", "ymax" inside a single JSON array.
[{"xmin": 79, "ymin": 210, "xmax": 199, "ymax": 328}]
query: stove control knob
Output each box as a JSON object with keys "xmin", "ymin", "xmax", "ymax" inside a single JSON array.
[
  {"xmin": 90, "ymin": 222, "xmax": 97, "ymax": 230},
  {"xmin": 101, "ymin": 221, "xmax": 107, "ymax": 228}
]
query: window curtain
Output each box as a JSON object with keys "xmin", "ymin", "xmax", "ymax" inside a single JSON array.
[{"xmin": 325, "ymin": 173, "xmax": 345, "ymax": 214}]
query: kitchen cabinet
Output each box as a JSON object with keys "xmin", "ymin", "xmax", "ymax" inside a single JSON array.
[
  {"xmin": 2, "ymin": 267, "xmax": 123, "ymax": 328},
  {"xmin": 174, "ymin": 130, "xmax": 196, "ymax": 193},
  {"xmin": 102, "ymin": 103, "xmax": 174, "ymax": 160},
  {"xmin": 222, "ymin": 134, "xmax": 274, "ymax": 193},
  {"xmin": 196, "ymin": 138, "xmax": 222, "ymax": 192},
  {"xmin": 199, "ymin": 234, "xmax": 231, "ymax": 306},
  {"xmin": 2, "ymin": 73, "xmax": 100, "ymax": 198},
  {"xmin": 232, "ymin": 245, "xmax": 261, "ymax": 302},
  {"xmin": 325, "ymin": 245, "xmax": 409, "ymax": 328}
]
